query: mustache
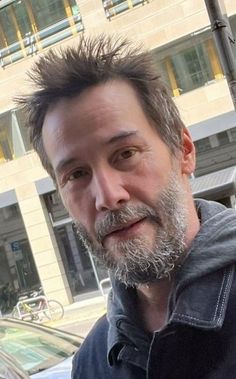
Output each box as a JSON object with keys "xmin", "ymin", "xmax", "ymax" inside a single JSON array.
[{"xmin": 95, "ymin": 205, "xmax": 162, "ymax": 243}]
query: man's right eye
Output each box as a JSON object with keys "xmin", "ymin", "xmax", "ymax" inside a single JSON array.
[{"xmin": 68, "ymin": 169, "xmax": 87, "ymax": 181}]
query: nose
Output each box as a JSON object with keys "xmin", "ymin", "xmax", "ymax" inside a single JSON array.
[{"xmin": 91, "ymin": 169, "xmax": 130, "ymax": 212}]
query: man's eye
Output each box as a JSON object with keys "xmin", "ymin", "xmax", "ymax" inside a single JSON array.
[
  {"xmin": 68, "ymin": 169, "xmax": 87, "ymax": 181},
  {"xmin": 119, "ymin": 149, "xmax": 136, "ymax": 160}
]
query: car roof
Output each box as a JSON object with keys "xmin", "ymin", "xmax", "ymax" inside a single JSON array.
[{"xmin": 0, "ymin": 317, "xmax": 84, "ymax": 342}]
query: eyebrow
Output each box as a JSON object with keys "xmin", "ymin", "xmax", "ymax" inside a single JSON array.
[
  {"xmin": 55, "ymin": 131, "xmax": 138, "ymax": 176},
  {"xmin": 106, "ymin": 130, "xmax": 138, "ymax": 144},
  {"xmin": 55, "ymin": 157, "xmax": 78, "ymax": 177}
]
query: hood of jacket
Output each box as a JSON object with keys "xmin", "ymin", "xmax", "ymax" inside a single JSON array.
[
  {"xmin": 175, "ymin": 198, "xmax": 236, "ymax": 287},
  {"xmin": 106, "ymin": 199, "xmax": 236, "ymax": 363}
]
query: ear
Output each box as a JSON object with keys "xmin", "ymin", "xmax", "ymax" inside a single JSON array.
[{"xmin": 181, "ymin": 128, "xmax": 196, "ymax": 176}]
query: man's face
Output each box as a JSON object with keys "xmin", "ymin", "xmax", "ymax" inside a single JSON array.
[{"xmin": 42, "ymin": 80, "xmax": 193, "ymax": 285}]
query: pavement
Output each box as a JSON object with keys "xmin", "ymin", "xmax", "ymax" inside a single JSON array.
[{"xmin": 43, "ymin": 294, "xmax": 108, "ymax": 332}]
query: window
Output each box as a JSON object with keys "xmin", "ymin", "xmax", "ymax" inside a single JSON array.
[
  {"xmin": 0, "ymin": 204, "xmax": 41, "ymax": 297},
  {"xmin": 195, "ymin": 137, "xmax": 212, "ymax": 154},
  {"xmin": 103, "ymin": 0, "xmax": 148, "ymax": 19},
  {"xmin": 153, "ymin": 14, "xmax": 236, "ymax": 97},
  {"xmin": 217, "ymin": 131, "xmax": 230, "ymax": 146},
  {"xmin": 153, "ymin": 35, "xmax": 223, "ymax": 96},
  {"xmin": 44, "ymin": 192, "xmax": 69, "ymax": 223},
  {"xmin": 14, "ymin": 109, "xmax": 32, "ymax": 153},
  {"xmin": 0, "ymin": 110, "xmax": 31, "ymax": 163},
  {"xmin": 0, "ymin": 112, "xmax": 14, "ymax": 162},
  {"xmin": 171, "ymin": 44, "xmax": 213, "ymax": 92},
  {"xmin": 0, "ymin": 0, "xmax": 83, "ymax": 67},
  {"xmin": 230, "ymin": 127, "xmax": 236, "ymax": 142}
]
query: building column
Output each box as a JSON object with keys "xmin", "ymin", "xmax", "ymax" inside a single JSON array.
[
  {"xmin": 63, "ymin": 0, "xmax": 77, "ymax": 35},
  {"xmin": 24, "ymin": 0, "xmax": 43, "ymax": 51},
  {"xmin": 127, "ymin": 0, "xmax": 134, "ymax": 9},
  {"xmin": 8, "ymin": 5, "xmax": 27, "ymax": 58},
  {"xmin": 205, "ymin": 39, "xmax": 224, "ymax": 80},
  {"xmin": 15, "ymin": 182, "xmax": 73, "ymax": 306},
  {"xmin": 0, "ymin": 23, "xmax": 8, "ymax": 51},
  {"xmin": 165, "ymin": 57, "xmax": 180, "ymax": 97}
]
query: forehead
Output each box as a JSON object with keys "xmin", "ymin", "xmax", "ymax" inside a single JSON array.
[
  {"xmin": 42, "ymin": 80, "xmax": 155, "ymax": 141},
  {"xmin": 45, "ymin": 80, "xmax": 144, "ymax": 121}
]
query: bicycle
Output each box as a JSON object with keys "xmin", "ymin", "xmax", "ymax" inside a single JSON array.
[{"xmin": 12, "ymin": 295, "xmax": 64, "ymax": 322}]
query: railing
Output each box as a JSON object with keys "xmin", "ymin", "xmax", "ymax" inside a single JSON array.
[
  {"xmin": 103, "ymin": 0, "xmax": 149, "ymax": 20},
  {"xmin": 13, "ymin": 295, "xmax": 64, "ymax": 322},
  {"xmin": 99, "ymin": 277, "xmax": 111, "ymax": 297},
  {"xmin": 0, "ymin": 14, "xmax": 84, "ymax": 68},
  {"xmin": 13, "ymin": 295, "xmax": 50, "ymax": 320}
]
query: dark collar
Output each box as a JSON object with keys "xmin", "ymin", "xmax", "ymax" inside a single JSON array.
[
  {"xmin": 106, "ymin": 199, "xmax": 236, "ymax": 365},
  {"xmin": 107, "ymin": 265, "xmax": 235, "ymax": 366}
]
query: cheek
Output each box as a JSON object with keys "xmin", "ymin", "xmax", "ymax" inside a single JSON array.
[
  {"xmin": 60, "ymin": 188, "xmax": 93, "ymax": 228},
  {"xmin": 134, "ymin": 162, "xmax": 168, "ymax": 192},
  {"xmin": 59, "ymin": 188, "xmax": 79, "ymax": 218},
  {"xmin": 128, "ymin": 163, "xmax": 174, "ymax": 208},
  {"xmin": 126, "ymin": 176, "xmax": 159, "ymax": 208}
]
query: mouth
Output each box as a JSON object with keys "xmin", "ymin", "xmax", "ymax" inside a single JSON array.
[{"xmin": 102, "ymin": 218, "xmax": 146, "ymax": 243}]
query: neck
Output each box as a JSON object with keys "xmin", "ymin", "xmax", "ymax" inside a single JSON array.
[
  {"xmin": 137, "ymin": 279, "xmax": 173, "ymax": 332},
  {"xmin": 138, "ymin": 193, "xmax": 201, "ymax": 333}
]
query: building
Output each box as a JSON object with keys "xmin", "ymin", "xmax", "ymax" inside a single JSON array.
[{"xmin": 0, "ymin": 0, "xmax": 235, "ymax": 307}]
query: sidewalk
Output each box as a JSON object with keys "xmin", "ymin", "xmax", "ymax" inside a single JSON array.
[{"xmin": 44, "ymin": 294, "xmax": 107, "ymax": 329}]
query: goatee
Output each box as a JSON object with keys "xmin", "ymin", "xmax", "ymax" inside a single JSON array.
[{"xmin": 73, "ymin": 172, "xmax": 187, "ymax": 287}]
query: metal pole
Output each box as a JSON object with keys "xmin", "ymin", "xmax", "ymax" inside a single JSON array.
[{"xmin": 204, "ymin": 0, "xmax": 236, "ymax": 109}]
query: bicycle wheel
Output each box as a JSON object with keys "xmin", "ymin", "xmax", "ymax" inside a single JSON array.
[
  {"xmin": 11, "ymin": 307, "xmax": 19, "ymax": 319},
  {"xmin": 22, "ymin": 313, "xmax": 39, "ymax": 322},
  {"xmin": 43, "ymin": 300, "xmax": 64, "ymax": 321}
]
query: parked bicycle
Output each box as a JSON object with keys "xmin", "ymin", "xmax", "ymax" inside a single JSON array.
[{"xmin": 12, "ymin": 288, "xmax": 64, "ymax": 322}]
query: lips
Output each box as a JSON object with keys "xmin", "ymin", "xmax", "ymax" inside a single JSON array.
[{"xmin": 102, "ymin": 218, "xmax": 145, "ymax": 243}]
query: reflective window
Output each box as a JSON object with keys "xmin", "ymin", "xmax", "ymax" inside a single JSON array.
[
  {"xmin": 43, "ymin": 191, "xmax": 109, "ymax": 298},
  {"xmin": 103, "ymin": 0, "xmax": 149, "ymax": 19},
  {"xmin": 0, "ymin": 204, "xmax": 40, "ymax": 315},
  {"xmin": 195, "ymin": 128, "xmax": 236, "ymax": 155},
  {"xmin": 0, "ymin": 0, "xmax": 83, "ymax": 67},
  {"xmin": 194, "ymin": 127, "xmax": 236, "ymax": 177},
  {"xmin": 230, "ymin": 128, "xmax": 236, "ymax": 141},
  {"xmin": 195, "ymin": 137, "xmax": 212, "ymax": 154},
  {"xmin": 153, "ymin": 14, "xmax": 236, "ymax": 96},
  {"xmin": 153, "ymin": 35, "xmax": 222, "ymax": 96},
  {"xmin": 0, "ymin": 112, "xmax": 13, "ymax": 162},
  {"xmin": 44, "ymin": 191, "xmax": 70, "ymax": 223},
  {"xmin": 0, "ymin": 110, "xmax": 31, "ymax": 164},
  {"xmin": 15, "ymin": 109, "xmax": 32, "ymax": 153},
  {"xmin": 217, "ymin": 131, "xmax": 230, "ymax": 146},
  {"xmin": 171, "ymin": 43, "xmax": 213, "ymax": 91}
]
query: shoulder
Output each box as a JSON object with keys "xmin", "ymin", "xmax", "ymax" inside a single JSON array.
[{"xmin": 72, "ymin": 314, "xmax": 109, "ymax": 379}]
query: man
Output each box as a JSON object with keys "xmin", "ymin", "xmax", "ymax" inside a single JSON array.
[{"xmin": 18, "ymin": 36, "xmax": 236, "ymax": 378}]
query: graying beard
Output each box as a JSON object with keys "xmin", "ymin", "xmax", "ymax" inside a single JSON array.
[
  {"xmin": 111, "ymin": 230, "xmax": 185, "ymax": 286},
  {"xmin": 78, "ymin": 225, "xmax": 185, "ymax": 287},
  {"xmin": 96, "ymin": 214, "xmax": 186, "ymax": 287},
  {"xmin": 74, "ymin": 172, "xmax": 187, "ymax": 286}
]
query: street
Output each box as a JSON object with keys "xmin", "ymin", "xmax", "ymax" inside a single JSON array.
[{"xmin": 57, "ymin": 316, "xmax": 100, "ymax": 337}]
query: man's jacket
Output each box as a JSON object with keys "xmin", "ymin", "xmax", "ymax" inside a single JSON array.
[{"xmin": 72, "ymin": 199, "xmax": 236, "ymax": 378}]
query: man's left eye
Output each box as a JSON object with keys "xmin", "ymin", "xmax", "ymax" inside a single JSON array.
[
  {"xmin": 119, "ymin": 149, "xmax": 136, "ymax": 159},
  {"xmin": 111, "ymin": 147, "xmax": 140, "ymax": 168}
]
